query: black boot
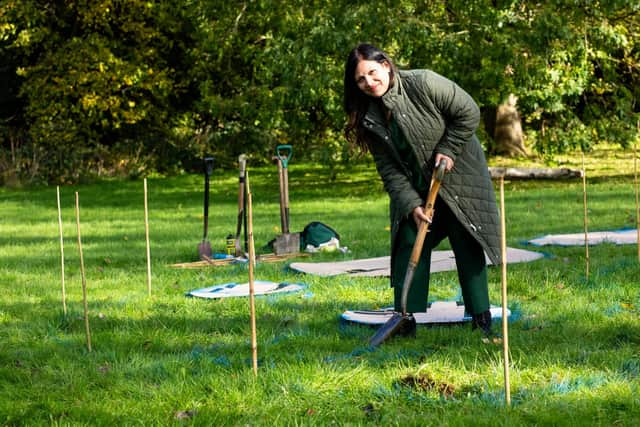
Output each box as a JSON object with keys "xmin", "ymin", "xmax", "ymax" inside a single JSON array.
[{"xmin": 471, "ymin": 310, "xmax": 501, "ymax": 342}]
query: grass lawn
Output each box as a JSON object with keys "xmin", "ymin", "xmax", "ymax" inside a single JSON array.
[{"xmin": 1, "ymin": 147, "xmax": 639, "ymax": 425}]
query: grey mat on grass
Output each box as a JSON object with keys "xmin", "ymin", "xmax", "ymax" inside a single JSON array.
[
  {"xmin": 289, "ymin": 247, "xmax": 543, "ymax": 277},
  {"xmin": 528, "ymin": 229, "xmax": 638, "ymax": 246}
]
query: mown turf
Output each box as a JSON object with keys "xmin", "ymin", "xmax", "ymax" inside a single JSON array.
[{"xmin": 1, "ymin": 149, "xmax": 639, "ymax": 425}]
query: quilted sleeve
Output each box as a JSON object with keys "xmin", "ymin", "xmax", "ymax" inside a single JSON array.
[
  {"xmin": 368, "ymin": 139, "xmax": 423, "ymax": 219},
  {"xmin": 422, "ymin": 71, "xmax": 480, "ymax": 161}
]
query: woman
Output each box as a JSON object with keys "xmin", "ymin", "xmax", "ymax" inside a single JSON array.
[{"xmin": 343, "ymin": 43, "xmax": 501, "ymax": 339}]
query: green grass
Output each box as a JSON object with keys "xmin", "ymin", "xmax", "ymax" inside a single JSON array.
[{"xmin": 1, "ymin": 148, "xmax": 640, "ymax": 425}]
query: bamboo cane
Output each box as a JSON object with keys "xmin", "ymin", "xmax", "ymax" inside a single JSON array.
[
  {"xmin": 499, "ymin": 176, "xmax": 511, "ymax": 407},
  {"xmin": 246, "ymin": 171, "xmax": 258, "ymax": 376},
  {"xmin": 582, "ymin": 152, "xmax": 589, "ymax": 280},
  {"xmin": 75, "ymin": 192, "xmax": 92, "ymax": 352},
  {"xmin": 144, "ymin": 178, "xmax": 152, "ymax": 296},
  {"xmin": 57, "ymin": 186, "xmax": 67, "ymax": 315}
]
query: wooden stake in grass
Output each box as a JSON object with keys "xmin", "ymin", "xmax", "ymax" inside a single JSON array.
[
  {"xmin": 75, "ymin": 192, "xmax": 92, "ymax": 353},
  {"xmin": 246, "ymin": 171, "xmax": 258, "ymax": 376},
  {"xmin": 144, "ymin": 178, "xmax": 152, "ymax": 296},
  {"xmin": 56, "ymin": 186, "xmax": 67, "ymax": 316},
  {"xmin": 499, "ymin": 176, "xmax": 511, "ymax": 407},
  {"xmin": 582, "ymin": 152, "xmax": 589, "ymax": 280}
]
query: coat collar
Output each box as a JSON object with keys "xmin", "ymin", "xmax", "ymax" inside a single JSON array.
[
  {"xmin": 382, "ymin": 71, "xmax": 403, "ymax": 109},
  {"xmin": 364, "ymin": 99, "xmax": 386, "ymax": 127}
]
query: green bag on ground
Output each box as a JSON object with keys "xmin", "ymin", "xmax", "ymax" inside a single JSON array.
[{"xmin": 300, "ymin": 221, "xmax": 340, "ymax": 250}]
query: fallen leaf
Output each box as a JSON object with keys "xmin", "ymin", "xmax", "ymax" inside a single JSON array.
[{"xmin": 174, "ymin": 410, "xmax": 197, "ymax": 420}]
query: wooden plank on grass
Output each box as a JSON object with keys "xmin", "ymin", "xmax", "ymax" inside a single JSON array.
[{"xmin": 489, "ymin": 167, "xmax": 582, "ymax": 180}]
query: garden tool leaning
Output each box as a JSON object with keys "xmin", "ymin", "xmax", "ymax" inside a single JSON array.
[
  {"xmin": 273, "ymin": 145, "xmax": 300, "ymax": 255},
  {"xmin": 234, "ymin": 154, "xmax": 248, "ymax": 256},
  {"xmin": 198, "ymin": 156, "xmax": 215, "ymax": 260}
]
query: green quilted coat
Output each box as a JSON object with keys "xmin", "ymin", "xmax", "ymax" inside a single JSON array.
[{"xmin": 361, "ymin": 69, "xmax": 502, "ymax": 273}]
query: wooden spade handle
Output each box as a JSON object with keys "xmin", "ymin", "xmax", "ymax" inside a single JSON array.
[
  {"xmin": 401, "ymin": 160, "xmax": 448, "ymax": 315},
  {"xmin": 408, "ymin": 162, "xmax": 446, "ymax": 268}
]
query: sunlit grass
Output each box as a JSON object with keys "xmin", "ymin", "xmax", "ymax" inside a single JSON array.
[{"xmin": 1, "ymin": 146, "xmax": 639, "ymax": 425}]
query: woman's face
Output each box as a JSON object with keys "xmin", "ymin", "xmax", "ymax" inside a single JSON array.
[{"xmin": 354, "ymin": 59, "xmax": 391, "ymax": 98}]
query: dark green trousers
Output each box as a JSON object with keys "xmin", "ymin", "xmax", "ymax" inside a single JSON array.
[{"xmin": 392, "ymin": 196, "xmax": 490, "ymax": 315}]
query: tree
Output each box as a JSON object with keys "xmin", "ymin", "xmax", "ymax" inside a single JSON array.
[
  {"xmin": 0, "ymin": 0, "xmax": 196, "ymax": 183},
  {"xmin": 1, "ymin": 0, "xmax": 639, "ymax": 184}
]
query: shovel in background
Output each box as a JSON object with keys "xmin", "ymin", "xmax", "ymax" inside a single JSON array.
[
  {"xmin": 369, "ymin": 159, "xmax": 448, "ymax": 347},
  {"xmin": 273, "ymin": 154, "xmax": 287, "ymax": 234},
  {"xmin": 234, "ymin": 154, "xmax": 248, "ymax": 256},
  {"xmin": 198, "ymin": 156, "xmax": 215, "ymax": 260},
  {"xmin": 273, "ymin": 145, "xmax": 300, "ymax": 255}
]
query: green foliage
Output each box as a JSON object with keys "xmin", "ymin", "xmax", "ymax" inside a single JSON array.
[
  {"xmin": 0, "ymin": 0, "xmax": 196, "ymax": 183},
  {"xmin": 1, "ymin": 1, "xmax": 639, "ymax": 183},
  {"xmin": 188, "ymin": 0, "xmax": 353, "ymax": 167}
]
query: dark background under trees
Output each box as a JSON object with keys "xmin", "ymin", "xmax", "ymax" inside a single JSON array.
[{"xmin": 1, "ymin": 0, "xmax": 638, "ymax": 185}]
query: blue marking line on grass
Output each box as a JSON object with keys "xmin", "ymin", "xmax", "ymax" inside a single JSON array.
[
  {"xmin": 190, "ymin": 345, "xmax": 232, "ymax": 367},
  {"xmin": 621, "ymin": 358, "xmax": 640, "ymax": 379}
]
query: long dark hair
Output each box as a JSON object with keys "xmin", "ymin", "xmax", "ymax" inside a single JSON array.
[{"xmin": 343, "ymin": 43, "xmax": 397, "ymax": 152}]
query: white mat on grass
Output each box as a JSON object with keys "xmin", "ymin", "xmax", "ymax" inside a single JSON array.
[
  {"xmin": 528, "ymin": 229, "xmax": 638, "ymax": 246},
  {"xmin": 289, "ymin": 247, "xmax": 543, "ymax": 278},
  {"xmin": 187, "ymin": 280, "xmax": 304, "ymax": 299},
  {"xmin": 341, "ymin": 301, "xmax": 509, "ymax": 325}
]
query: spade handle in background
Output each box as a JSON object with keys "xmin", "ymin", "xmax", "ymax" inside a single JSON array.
[
  {"xmin": 275, "ymin": 145, "xmax": 292, "ymax": 169},
  {"xmin": 273, "ymin": 155, "xmax": 287, "ymax": 233},
  {"xmin": 198, "ymin": 156, "xmax": 215, "ymax": 260},
  {"xmin": 282, "ymin": 163, "xmax": 290, "ymax": 234},
  {"xmin": 400, "ymin": 159, "xmax": 448, "ymax": 317},
  {"xmin": 234, "ymin": 154, "xmax": 247, "ymax": 255},
  {"xmin": 275, "ymin": 145, "xmax": 293, "ymax": 233},
  {"xmin": 202, "ymin": 157, "xmax": 215, "ymax": 240}
]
